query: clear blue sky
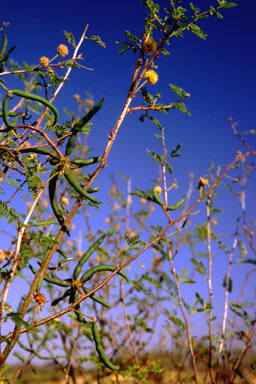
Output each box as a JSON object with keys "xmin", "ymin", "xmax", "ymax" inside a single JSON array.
[{"xmin": 1, "ymin": 0, "xmax": 255, "ymax": 354}]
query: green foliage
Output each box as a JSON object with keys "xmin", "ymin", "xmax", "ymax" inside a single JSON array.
[{"xmin": 0, "ymin": 199, "xmax": 19, "ymax": 223}]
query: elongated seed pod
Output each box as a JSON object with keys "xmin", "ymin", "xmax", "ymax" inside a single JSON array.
[
  {"xmin": 87, "ymin": 187, "xmax": 100, "ymax": 194},
  {"xmin": 152, "ymin": 186, "xmax": 163, "ymax": 206},
  {"xmin": 73, "ymin": 234, "xmax": 106, "ymax": 279},
  {"xmin": 69, "ymin": 288, "xmax": 86, "ymax": 323},
  {"xmin": 11, "ymin": 89, "xmax": 59, "ymax": 126},
  {"xmin": 80, "ymin": 265, "xmax": 129, "ymax": 284},
  {"xmin": 19, "ymin": 147, "xmax": 59, "ymax": 159},
  {"xmin": 2, "ymin": 95, "xmax": 16, "ymax": 128},
  {"xmin": 0, "ymin": 33, "xmax": 7, "ymax": 58},
  {"xmin": 72, "ymin": 98, "xmax": 104, "ymax": 133},
  {"xmin": 82, "ymin": 287, "xmax": 110, "ymax": 308},
  {"xmin": 48, "ymin": 167, "xmax": 70, "ymax": 236},
  {"xmin": 0, "ymin": 111, "xmax": 20, "ymax": 117},
  {"xmin": 65, "ymin": 98, "xmax": 103, "ymax": 156},
  {"xmin": 65, "ymin": 132, "xmax": 76, "ymax": 157},
  {"xmin": 64, "ymin": 167, "xmax": 103, "ymax": 205},
  {"xmin": 70, "ymin": 156, "xmax": 102, "ymax": 168},
  {"xmin": 30, "ymin": 265, "xmax": 72, "ymax": 287},
  {"xmin": 51, "ymin": 288, "xmax": 72, "ymax": 306},
  {"xmin": 92, "ymin": 321, "xmax": 120, "ymax": 371},
  {"xmin": 167, "ymin": 196, "xmax": 185, "ymax": 211}
]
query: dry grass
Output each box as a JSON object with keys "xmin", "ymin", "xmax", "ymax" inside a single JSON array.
[{"xmin": 4, "ymin": 364, "xmax": 256, "ymax": 384}]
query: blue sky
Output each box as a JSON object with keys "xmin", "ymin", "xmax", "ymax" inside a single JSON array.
[{"xmin": 1, "ymin": 0, "xmax": 256, "ymax": 356}]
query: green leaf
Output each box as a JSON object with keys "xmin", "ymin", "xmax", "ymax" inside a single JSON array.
[
  {"xmin": 116, "ymin": 41, "xmax": 134, "ymax": 55},
  {"xmin": 174, "ymin": 102, "xmax": 191, "ymax": 116},
  {"xmin": 217, "ymin": 0, "xmax": 237, "ymax": 8},
  {"xmin": 13, "ymin": 351, "xmax": 25, "ymax": 363},
  {"xmin": 64, "ymin": 30, "xmax": 76, "ymax": 47},
  {"xmin": 181, "ymin": 278, "xmax": 195, "ymax": 284},
  {"xmin": 238, "ymin": 240, "xmax": 247, "ymax": 259},
  {"xmin": 86, "ymin": 35, "xmax": 106, "ymax": 48},
  {"xmin": 169, "ymin": 84, "xmax": 191, "ymax": 99},
  {"xmin": 5, "ymin": 313, "xmax": 39, "ymax": 331},
  {"xmin": 142, "ymin": 274, "xmax": 162, "ymax": 288},
  {"xmin": 190, "ymin": 258, "xmax": 206, "ymax": 276},
  {"xmin": 188, "ymin": 23, "xmax": 207, "ymax": 40},
  {"xmin": 147, "ymin": 150, "xmax": 163, "ymax": 164},
  {"xmin": 150, "ymin": 117, "xmax": 163, "ymax": 130},
  {"xmin": 236, "ymin": 259, "xmax": 256, "ymax": 266},
  {"xmin": 170, "ymin": 143, "xmax": 183, "ymax": 158},
  {"xmin": 190, "ymin": 3, "xmax": 200, "ymax": 13},
  {"xmin": 0, "ymin": 200, "xmax": 19, "ymax": 223},
  {"xmin": 165, "ymin": 309, "xmax": 186, "ymax": 330},
  {"xmin": 125, "ymin": 30, "xmax": 140, "ymax": 43}
]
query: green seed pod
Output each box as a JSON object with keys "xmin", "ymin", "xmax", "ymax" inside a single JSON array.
[
  {"xmin": 87, "ymin": 187, "xmax": 100, "ymax": 194},
  {"xmin": 73, "ymin": 234, "xmax": 106, "ymax": 279},
  {"xmin": 19, "ymin": 147, "xmax": 59, "ymax": 159},
  {"xmin": 152, "ymin": 186, "xmax": 163, "ymax": 206},
  {"xmin": 49, "ymin": 158, "xmax": 60, "ymax": 165},
  {"xmin": 65, "ymin": 132, "xmax": 76, "ymax": 157},
  {"xmin": 2, "ymin": 95, "xmax": 16, "ymax": 128},
  {"xmin": 0, "ymin": 33, "xmax": 7, "ymax": 58},
  {"xmin": 64, "ymin": 167, "xmax": 103, "ymax": 205},
  {"xmin": 0, "ymin": 111, "xmax": 20, "ymax": 117},
  {"xmin": 12, "ymin": 89, "xmax": 59, "ymax": 126},
  {"xmin": 167, "ymin": 196, "xmax": 185, "ymax": 211},
  {"xmin": 51, "ymin": 288, "xmax": 73, "ymax": 306},
  {"xmin": 80, "ymin": 265, "xmax": 129, "ymax": 284},
  {"xmin": 70, "ymin": 156, "xmax": 102, "ymax": 168},
  {"xmin": 82, "ymin": 287, "xmax": 110, "ymax": 308},
  {"xmin": 92, "ymin": 321, "xmax": 120, "ymax": 371},
  {"xmin": 48, "ymin": 167, "xmax": 70, "ymax": 236},
  {"xmin": 69, "ymin": 288, "xmax": 86, "ymax": 323},
  {"xmin": 30, "ymin": 265, "xmax": 72, "ymax": 287},
  {"xmin": 72, "ymin": 98, "xmax": 104, "ymax": 133}
]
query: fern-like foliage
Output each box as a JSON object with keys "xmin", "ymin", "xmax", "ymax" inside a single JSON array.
[{"xmin": 0, "ymin": 200, "xmax": 19, "ymax": 223}]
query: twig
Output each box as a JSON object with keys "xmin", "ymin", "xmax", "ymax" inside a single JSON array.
[
  {"xmin": 0, "ymin": 186, "xmax": 44, "ymax": 353},
  {"xmin": 206, "ymin": 197, "xmax": 214, "ymax": 384},
  {"xmin": 167, "ymin": 247, "xmax": 198, "ymax": 384},
  {"xmin": 215, "ymin": 221, "xmax": 238, "ymax": 382},
  {"xmin": 50, "ymin": 25, "xmax": 89, "ymax": 102}
]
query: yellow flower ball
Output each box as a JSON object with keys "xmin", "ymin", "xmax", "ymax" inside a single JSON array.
[
  {"xmin": 0, "ymin": 250, "xmax": 6, "ymax": 263},
  {"xmin": 85, "ymin": 99, "xmax": 94, "ymax": 107},
  {"xmin": 40, "ymin": 56, "xmax": 49, "ymax": 67},
  {"xmin": 144, "ymin": 70, "xmax": 158, "ymax": 85},
  {"xmin": 61, "ymin": 196, "xmax": 70, "ymax": 205},
  {"xmin": 197, "ymin": 177, "xmax": 208, "ymax": 189},
  {"xmin": 154, "ymin": 185, "xmax": 162, "ymax": 194},
  {"xmin": 57, "ymin": 44, "xmax": 69, "ymax": 57},
  {"xmin": 143, "ymin": 38, "xmax": 157, "ymax": 55}
]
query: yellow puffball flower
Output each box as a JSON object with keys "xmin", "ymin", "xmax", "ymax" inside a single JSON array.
[
  {"xmin": 143, "ymin": 38, "xmax": 157, "ymax": 55},
  {"xmin": 154, "ymin": 185, "xmax": 162, "ymax": 194},
  {"xmin": 144, "ymin": 70, "xmax": 158, "ymax": 85},
  {"xmin": 197, "ymin": 177, "xmax": 208, "ymax": 189},
  {"xmin": 0, "ymin": 250, "xmax": 6, "ymax": 263},
  {"xmin": 61, "ymin": 196, "xmax": 70, "ymax": 205},
  {"xmin": 40, "ymin": 56, "xmax": 49, "ymax": 67},
  {"xmin": 114, "ymin": 203, "xmax": 121, "ymax": 211},
  {"xmin": 57, "ymin": 44, "xmax": 69, "ymax": 57},
  {"xmin": 85, "ymin": 99, "xmax": 94, "ymax": 107}
]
